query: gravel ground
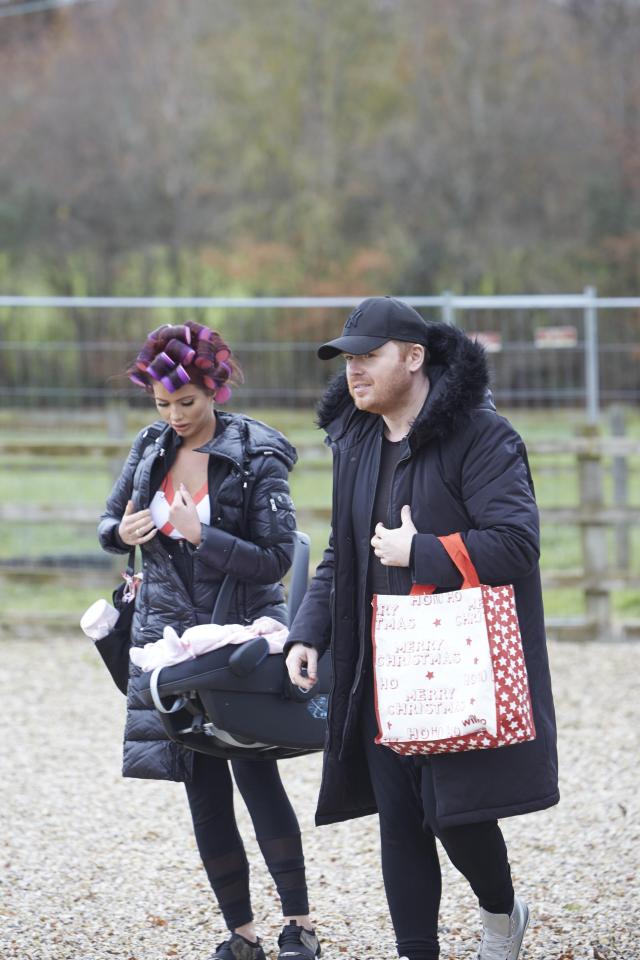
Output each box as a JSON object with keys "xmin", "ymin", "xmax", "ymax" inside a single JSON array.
[{"xmin": 1, "ymin": 635, "xmax": 638, "ymax": 960}]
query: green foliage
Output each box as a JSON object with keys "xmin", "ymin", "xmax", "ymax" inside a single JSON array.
[{"xmin": 1, "ymin": 0, "xmax": 638, "ymax": 298}]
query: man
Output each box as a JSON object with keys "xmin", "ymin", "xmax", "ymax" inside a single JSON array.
[{"xmin": 285, "ymin": 297, "xmax": 559, "ymax": 960}]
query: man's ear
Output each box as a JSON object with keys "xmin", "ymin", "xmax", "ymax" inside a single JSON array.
[{"xmin": 407, "ymin": 343, "xmax": 426, "ymax": 372}]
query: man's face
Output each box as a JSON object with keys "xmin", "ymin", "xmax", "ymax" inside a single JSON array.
[{"xmin": 343, "ymin": 340, "xmax": 420, "ymax": 415}]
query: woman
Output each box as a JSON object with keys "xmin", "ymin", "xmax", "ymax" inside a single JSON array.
[{"xmin": 98, "ymin": 321, "xmax": 321, "ymax": 960}]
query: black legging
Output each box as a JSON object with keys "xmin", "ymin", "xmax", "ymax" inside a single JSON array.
[
  {"xmin": 185, "ymin": 752, "xmax": 309, "ymax": 931},
  {"xmin": 360, "ymin": 680, "xmax": 514, "ymax": 960}
]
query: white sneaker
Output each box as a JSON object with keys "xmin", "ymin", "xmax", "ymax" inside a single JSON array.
[{"xmin": 476, "ymin": 895, "xmax": 529, "ymax": 960}]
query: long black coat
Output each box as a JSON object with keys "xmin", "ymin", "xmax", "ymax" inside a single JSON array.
[
  {"xmin": 99, "ymin": 412, "xmax": 297, "ymax": 782},
  {"xmin": 287, "ymin": 323, "xmax": 559, "ymax": 828}
]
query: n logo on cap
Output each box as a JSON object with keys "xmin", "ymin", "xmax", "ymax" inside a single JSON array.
[{"xmin": 345, "ymin": 307, "xmax": 362, "ymax": 329}]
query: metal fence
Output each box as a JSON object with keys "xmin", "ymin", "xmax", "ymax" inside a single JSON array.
[{"xmin": 1, "ymin": 290, "xmax": 639, "ymax": 417}]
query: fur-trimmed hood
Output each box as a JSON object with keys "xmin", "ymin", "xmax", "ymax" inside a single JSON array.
[{"xmin": 316, "ymin": 322, "xmax": 492, "ymax": 446}]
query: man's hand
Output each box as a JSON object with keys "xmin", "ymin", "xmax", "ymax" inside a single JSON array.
[
  {"xmin": 169, "ymin": 484, "xmax": 202, "ymax": 545},
  {"xmin": 371, "ymin": 504, "xmax": 417, "ymax": 567},
  {"xmin": 286, "ymin": 642, "xmax": 318, "ymax": 691}
]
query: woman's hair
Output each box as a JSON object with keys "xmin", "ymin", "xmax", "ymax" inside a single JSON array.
[{"xmin": 127, "ymin": 321, "xmax": 242, "ymax": 403}]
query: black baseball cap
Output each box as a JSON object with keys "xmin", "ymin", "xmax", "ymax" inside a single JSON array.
[{"xmin": 318, "ymin": 296, "xmax": 430, "ymax": 359}]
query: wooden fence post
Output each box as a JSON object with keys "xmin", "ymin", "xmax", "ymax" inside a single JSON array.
[
  {"xmin": 577, "ymin": 423, "xmax": 610, "ymax": 639},
  {"xmin": 610, "ymin": 405, "xmax": 629, "ymax": 571}
]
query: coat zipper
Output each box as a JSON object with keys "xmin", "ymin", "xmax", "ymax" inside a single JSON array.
[{"xmin": 340, "ymin": 433, "xmax": 383, "ymax": 748}]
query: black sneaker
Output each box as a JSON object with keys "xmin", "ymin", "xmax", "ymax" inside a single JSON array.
[
  {"xmin": 209, "ymin": 932, "xmax": 266, "ymax": 960},
  {"xmin": 277, "ymin": 921, "xmax": 321, "ymax": 960}
]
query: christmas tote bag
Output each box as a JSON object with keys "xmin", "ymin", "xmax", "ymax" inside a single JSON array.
[{"xmin": 372, "ymin": 533, "xmax": 536, "ymax": 756}]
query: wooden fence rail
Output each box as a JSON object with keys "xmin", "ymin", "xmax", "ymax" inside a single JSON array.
[{"xmin": 1, "ymin": 426, "xmax": 639, "ymax": 640}]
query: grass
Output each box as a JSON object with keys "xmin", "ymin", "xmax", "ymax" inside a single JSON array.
[{"xmin": 1, "ymin": 406, "xmax": 639, "ymax": 621}]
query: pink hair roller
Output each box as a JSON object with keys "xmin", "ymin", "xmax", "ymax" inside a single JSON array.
[
  {"xmin": 215, "ymin": 384, "xmax": 232, "ymax": 404},
  {"xmin": 195, "ymin": 341, "xmax": 216, "ymax": 369}
]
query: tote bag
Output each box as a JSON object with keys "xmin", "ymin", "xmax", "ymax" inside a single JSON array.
[{"xmin": 372, "ymin": 533, "xmax": 536, "ymax": 756}]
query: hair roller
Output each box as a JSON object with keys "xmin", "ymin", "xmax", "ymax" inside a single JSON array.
[
  {"xmin": 148, "ymin": 324, "xmax": 170, "ymax": 341},
  {"xmin": 147, "ymin": 351, "xmax": 174, "ymax": 381},
  {"xmin": 195, "ymin": 339, "xmax": 216, "ymax": 369},
  {"xmin": 215, "ymin": 384, "xmax": 232, "ymax": 404},
  {"xmin": 164, "ymin": 338, "xmax": 196, "ymax": 366},
  {"xmin": 161, "ymin": 365, "xmax": 191, "ymax": 393},
  {"xmin": 135, "ymin": 341, "xmax": 157, "ymax": 371},
  {"xmin": 127, "ymin": 321, "xmax": 239, "ymax": 394},
  {"xmin": 159, "ymin": 324, "xmax": 190, "ymax": 345},
  {"xmin": 187, "ymin": 321, "xmax": 210, "ymax": 341}
]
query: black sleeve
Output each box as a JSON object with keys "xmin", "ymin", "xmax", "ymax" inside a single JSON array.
[
  {"xmin": 97, "ymin": 429, "xmax": 150, "ymax": 554},
  {"xmin": 412, "ymin": 414, "xmax": 540, "ymax": 589},
  {"xmin": 285, "ymin": 530, "xmax": 335, "ymax": 657}
]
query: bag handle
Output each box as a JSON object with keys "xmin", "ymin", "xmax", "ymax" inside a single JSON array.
[{"xmin": 409, "ymin": 532, "xmax": 480, "ymax": 596}]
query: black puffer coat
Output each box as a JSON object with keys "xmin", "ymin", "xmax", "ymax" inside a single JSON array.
[
  {"xmin": 287, "ymin": 323, "xmax": 559, "ymax": 828},
  {"xmin": 99, "ymin": 412, "xmax": 297, "ymax": 782}
]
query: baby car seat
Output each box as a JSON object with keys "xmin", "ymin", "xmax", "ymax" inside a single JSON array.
[{"xmin": 138, "ymin": 532, "xmax": 331, "ymax": 760}]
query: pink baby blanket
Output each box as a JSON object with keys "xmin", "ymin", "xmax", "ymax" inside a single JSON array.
[{"xmin": 129, "ymin": 617, "xmax": 289, "ymax": 672}]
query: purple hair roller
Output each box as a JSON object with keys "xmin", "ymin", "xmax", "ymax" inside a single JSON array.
[
  {"xmin": 188, "ymin": 321, "xmax": 208, "ymax": 340},
  {"xmin": 197, "ymin": 325, "xmax": 214, "ymax": 342},
  {"xmin": 148, "ymin": 324, "xmax": 170, "ymax": 341},
  {"xmin": 129, "ymin": 372, "xmax": 147, "ymax": 388},
  {"xmin": 135, "ymin": 342, "xmax": 156, "ymax": 370},
  {"xmin": 164, "ymin": 324, "xmax": 191, "ymax": 345},
  {"xmin": 215, "ymin": 347, "xmax": 231, "ymax": 362},
  {"xmin": 164, "ymin": 338, "xmax": 196, "ymax": 366},
  {"xmin": 161, "ymin": 365, "xmax": 191, "ymax": 393},
  {"xmin": 217, "ymin": 361, "xmax": 232, "ymax": 379},
  {"xmin": 147, "ymin": 351, "xmax": 174, "ymax": 381}
]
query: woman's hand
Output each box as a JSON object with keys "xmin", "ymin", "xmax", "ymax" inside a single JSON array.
[
  {"xmin": 169, "ymin": 484, "xmax": 202, "ymax": 545},
  {"xmin": 118, "ymin": 499, "xmax": 157, "ymax": 546}
]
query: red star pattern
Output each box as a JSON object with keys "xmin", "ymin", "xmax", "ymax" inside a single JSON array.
[
  {"xmin": 374, "ymin": 583, "xmax": 536, "ymax": 757},
  {"xmin": 426, "ymin": 671, "xmax": 434, "ymax": 680},
  {"xmin": 433, "ymin": 618, "xmax": 441, "ymax": 627}
]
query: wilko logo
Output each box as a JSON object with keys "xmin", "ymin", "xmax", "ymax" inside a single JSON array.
[
  {"xmin": 345, "ymin": 307, "xmax": 363, "ymax": 329},
  {"xmin": 462, "ymin": 714, "xmax": 486, "ymax": 727}
]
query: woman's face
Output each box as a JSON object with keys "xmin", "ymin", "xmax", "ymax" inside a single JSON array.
[{"xmin": 152, "ymin": 381, "xmax": 215, "ymax": 441}]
